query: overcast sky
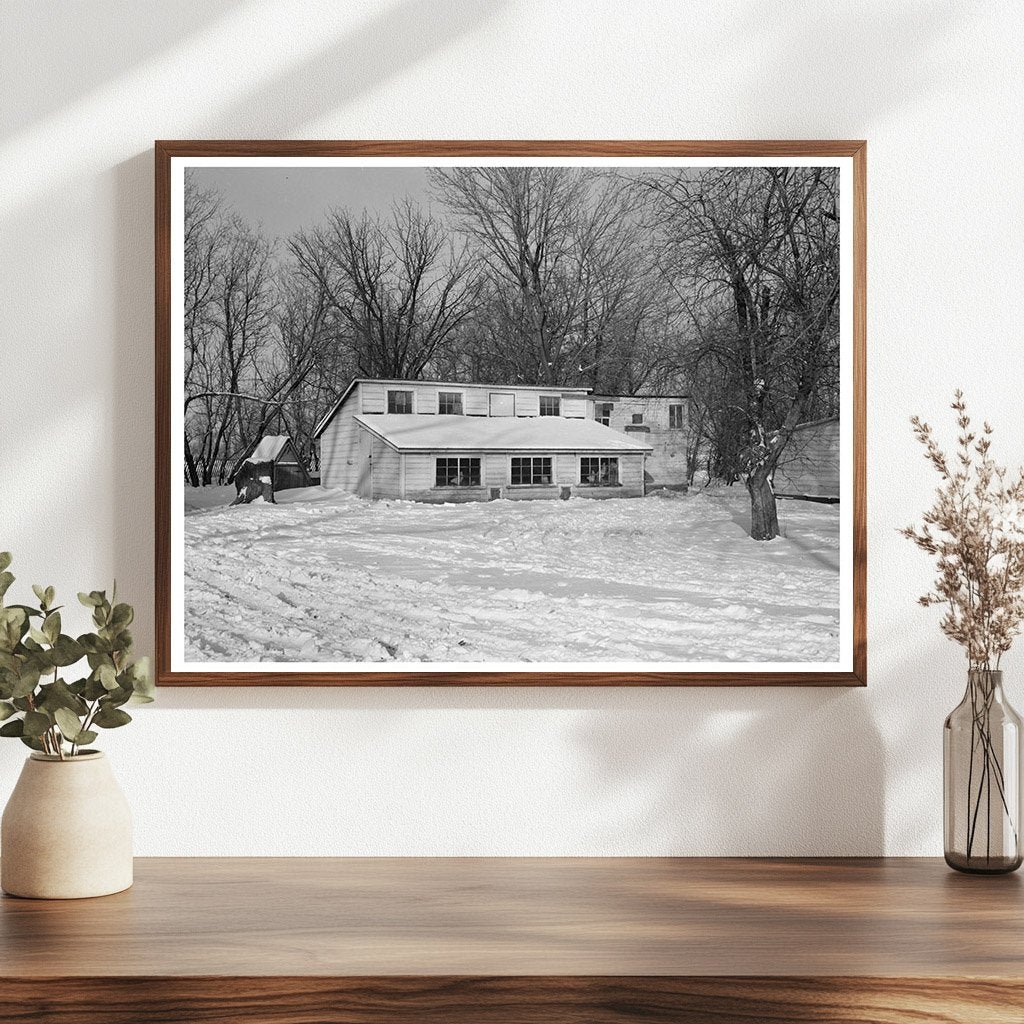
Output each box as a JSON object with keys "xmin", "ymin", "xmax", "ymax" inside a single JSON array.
[{"xmin": 190, "ymin": 166, "xmax": 432, "ymax": 240}]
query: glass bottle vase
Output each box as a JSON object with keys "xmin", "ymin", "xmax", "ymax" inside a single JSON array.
[{"xmin": 944, "ymin": 669, "xmax": 1023, "ymax": 873}]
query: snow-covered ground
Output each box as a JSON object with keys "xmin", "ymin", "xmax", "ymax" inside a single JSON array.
[{"xmin": 182, "ymin": 486, "xmax": 840, "ymax": 666}]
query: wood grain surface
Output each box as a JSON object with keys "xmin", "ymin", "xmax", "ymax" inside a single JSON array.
[
  {"xmin": 2, "ymin": 857, "xmax": 1021, "ymax": 1023},
  {"xmin": 155, "ymin": 139, "xmax": 867, "ymax": 688}
]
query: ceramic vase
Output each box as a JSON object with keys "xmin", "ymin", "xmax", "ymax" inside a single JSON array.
[{"xmin": 1, "ymin": 751, "xmax": 133, "ymax": 898}]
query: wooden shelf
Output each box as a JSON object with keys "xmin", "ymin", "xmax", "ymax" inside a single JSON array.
[{"xmin": 2, "ymin": 857, "xmax": 1022, "ymax": 1022}]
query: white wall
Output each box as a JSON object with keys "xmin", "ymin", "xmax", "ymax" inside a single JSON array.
[{"xmin": 2, "ymin": 0, "xmax": 1022, "ymax": 855}]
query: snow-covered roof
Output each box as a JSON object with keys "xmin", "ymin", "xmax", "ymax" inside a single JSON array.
[
  {"xmin": 355, "ymin": 415, "xmax": 653, "ymax": 453},
  {"xmin": 245, "ymin": 435, "xmax": 291, "ymax": 463}
]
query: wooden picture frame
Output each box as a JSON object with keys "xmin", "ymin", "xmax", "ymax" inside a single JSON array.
[{"xmin": 156, "ymin": 140, "xmax": 866, "ymax": 686}]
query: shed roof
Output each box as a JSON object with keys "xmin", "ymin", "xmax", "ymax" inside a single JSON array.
[
  {"xmin": 245, "ymin": 435, "xmax": 291, "ymax": 463},
  {"xmin": 355, "ymin": 415, "xmax": 654, "ymax": 453}
]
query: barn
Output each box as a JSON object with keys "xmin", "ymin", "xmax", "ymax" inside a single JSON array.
[
  {"xmin": 772, "ymin": 417, "xmax": 840, "ymax": 501},
  {"xmin": 313, "ymin": 379, "xmax": 660, "ymax": 502},
  {"xmin": 231, "ymin": 435, "xmax": 312, "ymax": 494}
]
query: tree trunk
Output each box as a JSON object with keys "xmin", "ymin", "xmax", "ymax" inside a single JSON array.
[
  {"xmin": 184, "ymin": 432, "xmax": 200, "ymax": 488},
  {"xmin": 746, "ymin": 470, "xmax": 779, "ymax": 541}
]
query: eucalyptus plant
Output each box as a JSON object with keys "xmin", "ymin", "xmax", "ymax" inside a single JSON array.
[{"xmin": 0, "ymin": 552, "xmax": 153, "ymax": 759}]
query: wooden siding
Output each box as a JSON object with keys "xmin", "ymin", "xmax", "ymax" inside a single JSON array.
[
  {"xmin": 360, "ymin": 382, "xmax": 387, "ymax": 414},
  {"xmin": 516, "ymin": 392, "xmax": 539, "ymax": 417},
  {"xmin": 773, "ymin": 418, "xmax": 840, "ymax": 499},
  {"xmin": 371, "ymin": 436, "xmax": 403, "ymax": 499},
  {"xmin": 318, "ymin": 401, "xmax": 362, "ymax": 490},
  {"xmin": 589, "ymin": 395, "xmax": 688, "ymax": 488},
  {"xmin": 562, "ymin": 396, "xmax": 587, "ymax": 418}
]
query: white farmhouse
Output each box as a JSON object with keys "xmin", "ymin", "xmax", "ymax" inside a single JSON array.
[{"xmin": 313, "ymin": 379, "xmax": 689, "ymax": 502}]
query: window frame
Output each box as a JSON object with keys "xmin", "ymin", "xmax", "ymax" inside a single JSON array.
[
  {"xmin": 631, "ymin": 412, "xmax": 644, "ymax": 425},
  {"xmin": 669, "ymin": 403, "xmax": 684, "ymax": 429},
  {"xmin": 539, "ymin": 395, "xmax": 561, "ymax": 417},
  {"xmin": 510, "ymin": 455, "xmax": 554, "ymax": 486},
  {"xmin": 434, "ymin": 456, "xmax": 482, "ymax": 488},
  {"xmin": 387, "ymin": 389, "xmax": 414, "ymax": 414},
  {"xmin": 595, "ymin": 402, "xmax": 613, "ymax": 426},
  {"xmin": 579, "ymin": 456, "xmax": 620, "ymax": 487},
  {"xmin": 437, "ymin": 390, "xmax": 464, "ymax": 416}
]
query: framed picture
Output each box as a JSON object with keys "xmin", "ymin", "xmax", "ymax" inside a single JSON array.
[{"xmin": 156, "ymin": 141, "xmax": 865, "ymax": 686}]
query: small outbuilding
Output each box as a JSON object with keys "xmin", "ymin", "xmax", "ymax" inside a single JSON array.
[
  {"xmin": 230, "ymin": 435, "xmax": 312, "ymax": 500},
  {"xmin": 772, "ymin": 417, "xmax": 840, "ymax": 502}
]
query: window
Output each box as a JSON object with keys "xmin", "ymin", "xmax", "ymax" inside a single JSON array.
[
  {"xmin": 631, "ymin": 413, "xmax": 644, "ymax": 425},
  {"xmin": 511, "ymin": 456, "xmax": 552, "ymax": 485},
  {"xmin": 435, "ymin": 457, "xmax": 480, "ymax": 487},
  {"xmin": 669, "ymin": 404, "xmax": 684, "ymax": 429},
  {"xmin": 438, "ymin": 391, "xmax": 463, "ymax": 415},
  {"xmin": 539, "ymin": 395, "xmax": 560, "ymax": 417},
  {"xmin": 388, "ymin": 390, "xmax": 413, "ymax": 414},
  {"xmin": 595, "ymin": 402, "xmax": 613, "ymax": 426},
  {"xmin": 580, "ymin": 457, "xmax": 619, "ymax": 486}
]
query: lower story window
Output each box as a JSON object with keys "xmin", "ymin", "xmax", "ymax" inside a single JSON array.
[
  {"xmin": 511, "ymin": 456, "xmax": 552, "ymax": 485},
  {"xmin": 580, "ymin": 457, "xmax": 619, "ymax": 486},
  {"xmin": 436, "ymin": 457, "xmax": 481, "ymax": 487}
]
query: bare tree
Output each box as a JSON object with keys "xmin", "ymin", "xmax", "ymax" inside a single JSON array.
[
  {"xmin": 641, "ymin": 167, "xmax": 840, "ymax": 539},
  {"xmin": 432, "ymin": 167, "xmax": 675, "ymax": 392},
  {"xmin": 289, "ymin": 200, "xmax": 478, "ymax": 380},
  {"xmin": 185, "ymin": 213, "xmax": 275, "ymax": 485}
]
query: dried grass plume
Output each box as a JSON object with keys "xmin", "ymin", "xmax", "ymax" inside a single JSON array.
[{"xmin": 902, "ymin": 391, "xmax": 1024, "ymax": 669}]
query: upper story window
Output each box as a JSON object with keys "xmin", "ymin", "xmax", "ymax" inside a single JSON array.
[
  {"xmin": 631, "ymin": 413, "xmax": 644, "ymax": 425},
  {"xmin": 539, "ymin": 395, "xmax": 561, "ymax": 417},
  {"xmin": 595, "ymin": 402, "xmax": 613, "ymax": 426},
  {"xmin": 388, "ymin": 390, "xmax": 413, "ymax": 414},
  {"xmin": 438, "ymin": 391, "xmax": 463, "ymax": 415},
  {"xmin": 669, "ymin": 404, "xmax": 684, "ymax": 429},
  {"xmin": 511, "ymin": 456, "xmax": 552, "ymax": 485}
]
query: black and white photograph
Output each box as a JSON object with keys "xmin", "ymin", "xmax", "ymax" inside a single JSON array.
[{"xmin": 162, "ymin": 146, "xmax": 861, "ymax": 681}]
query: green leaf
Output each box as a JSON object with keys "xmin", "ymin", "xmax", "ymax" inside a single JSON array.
[
  {"xmin": 98, "ymin": 663, "xmax": 118, "ymax": 690},
  {"xmin": 0, "ymin": 701, "xmax": 15, "ymax": 721},
  {"xmin": 104, "ymin": 685, "xmax": 132, "ymax": 708},
  {"xmin": 28, "ymin": 627, "xmax": 49, "ymax": 646},
  {"xmin": 31, "ymin": 584, "xmax": 47, "ymax": 608},
  {"xmin": 110, "ymin": 603, "xmax": 134, "ymax": 629},
  {"xmin": 79, "ymin": 634, "xmax": 112, "ymax": 655},
  {"xmin": 36, "ymin": 678, "xmax": 88, "ymax": 716},
  {"xmin": 19, "ymin": 734, "xmax": 45, "ymax": 752},
  {"xmin": 42, "ymin": 611, "xmax": 60, "ymax": 643},
  {"xmin": 0, "ymin": 606, "xmax": 27, "ymax": 651},
  {"xmin": 83, "ymin": 674, "xmax": 107, "ymax": 701},
  {"xmin": 11, "ymin": 666, "xmax": 41, "ymax": 699},
  {"xmin": 93, "ymin": 705, "xmax": 132, "ymax": 729},
  {"xmin": 0, "ymin": 552, "xmax": 11, "ymax": 573},
  {"xmin": 0, "ymin": 571, "xmax": 14, "ymax": 601},
  {"xmin": 49, "ymin": 635, "xmax": 85, "ymax": 667},
  {"xmin": 0, "ymin": 718, "xmax": 24, "ymax": 737},
  {"xmin": 7, "ymin": 604, "xmax": 42, "ymax": 619},
  {"xmin": 78, "ymin": 592, "xmax": 99, "ymax": 608},
  {"xmin": 22, "ymin": 711, "xmax": 51, "ymax": 738},
  {"xmin": 44, "ymin": 586, "xmax": 55, "ymax": 608},
  {"xmin": 74, "ymin": 730, "xmax": 98, "ymax": 747},
  {"xmin": 127, "ymin": 656, "xmax": 155, "ymax": 702},
  {"xmin": 53, "ymin": 707, "xmax": 84, "ymax": 742}
]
